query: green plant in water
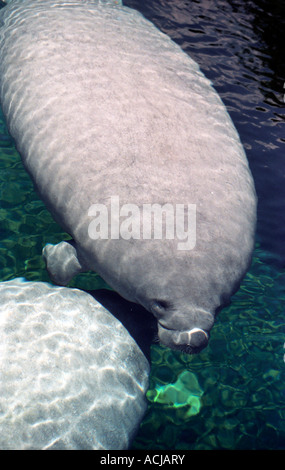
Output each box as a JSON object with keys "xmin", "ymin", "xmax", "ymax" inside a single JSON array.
[{"xmin": 147, "ymin": 370, "xmax": 204, "ymax": 419}]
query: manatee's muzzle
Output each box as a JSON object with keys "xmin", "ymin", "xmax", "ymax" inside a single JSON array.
[{"xmin": 157, "ymin": 322, "xmax": 209, "ymax": 354}]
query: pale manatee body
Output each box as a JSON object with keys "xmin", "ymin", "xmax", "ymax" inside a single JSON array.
[
  {"xmin": 0, "ymin": 278, "xmax": 150, "ymax": 450},
  {"xmin": 0, "ymin": 0, "xmax": 257, "ymax": 353}
]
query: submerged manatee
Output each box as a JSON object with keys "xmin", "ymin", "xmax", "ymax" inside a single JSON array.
[
  {"xmin": 0, "ymin": 0, "xmax": 257, "ymax": 353},
  {"xmin": 0, "ymin": 278, "xmax": 149, "ymax": 450}
]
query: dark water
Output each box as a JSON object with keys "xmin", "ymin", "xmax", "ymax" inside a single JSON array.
[{"xmin": 0, "ymin": 0, "xmax": 284, "ymax": 450}]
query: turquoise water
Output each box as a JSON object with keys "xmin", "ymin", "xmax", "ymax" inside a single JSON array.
[{"xmin": 0, "ymin": 0, "xmax": 284, "ymax": 450}]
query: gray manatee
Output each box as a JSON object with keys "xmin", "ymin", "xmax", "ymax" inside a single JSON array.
[
  {"xmin": 0, "ymin": 278, "xmax": 150, "ymax": 450},
  {"xmin": 0, "ymin": 0, "xmax": 257, "ymax": 353}
]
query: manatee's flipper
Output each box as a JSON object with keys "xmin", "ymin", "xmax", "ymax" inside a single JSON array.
[{"xmin": 42, "ymin": 241, "xmax": 86, "ymax": 286}]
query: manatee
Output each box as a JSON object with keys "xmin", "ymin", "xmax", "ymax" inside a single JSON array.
[
  {"xmin": 0, "ymin": 278, "xmax": 150, "ymax": 450},
  {"xmin": 0, "ymin": 0, "xmax": 257, "ymax": 353}
]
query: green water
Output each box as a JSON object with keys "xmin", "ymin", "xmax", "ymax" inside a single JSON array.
[{"xmin": 0, "ymin": 106, "xmax": 284, "ymax": 450}]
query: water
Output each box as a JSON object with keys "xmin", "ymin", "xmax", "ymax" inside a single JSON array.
[{"xmin": 0, "ymin": 0, "xmax": 284, "ymax": 450}]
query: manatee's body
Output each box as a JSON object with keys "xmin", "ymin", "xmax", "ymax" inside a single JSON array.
[
  {"xmin": 0, "ymin": 278, "xmax": 149, "ymax": 450},
  {"xmin": 0, "ymin": 0, "xmax": 257, "ymax": 353}
]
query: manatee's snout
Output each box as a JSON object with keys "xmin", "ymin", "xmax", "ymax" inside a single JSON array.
[
  {"xmin": 157, "ymin": 323, "xmax": 210, "ymax": 354},
  {"xmin": 149, "ymin": 301, "xmax": 214, "ymax": 354}
]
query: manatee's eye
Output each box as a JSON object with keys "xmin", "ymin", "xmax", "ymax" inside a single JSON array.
[
  {"xmin": 154, "ymin": 300, "xmax": 169, "ymax": 309},
  {"xmin": 151, "ymin": 299, "xmax": 170, "ymax": 315}
]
